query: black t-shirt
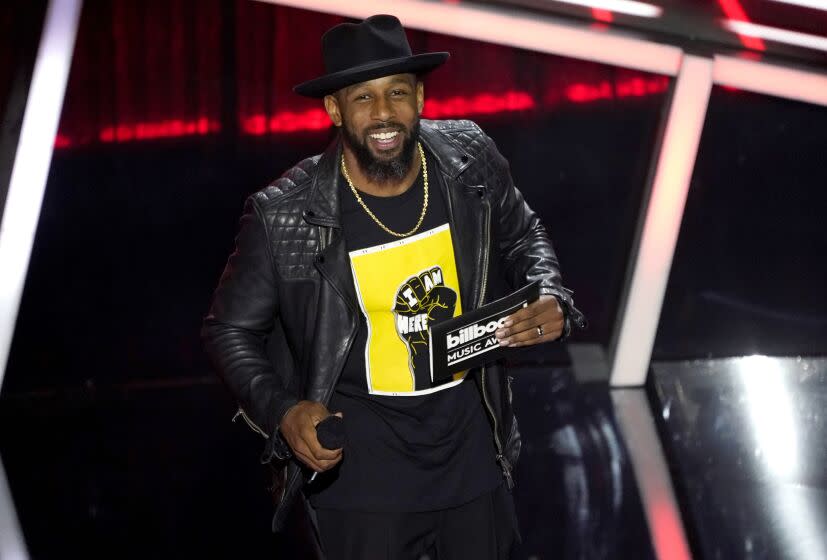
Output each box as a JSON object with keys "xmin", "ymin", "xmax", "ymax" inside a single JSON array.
[{"xmin": 308, "ymin": 151, "xmax": 502, "ymax": 512}]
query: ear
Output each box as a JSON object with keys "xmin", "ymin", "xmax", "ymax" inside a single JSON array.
[
  {"xmin": 324, "ymin": 94, "xmax": 342, "ymax": 127},
  {"xmin": 416, "ymin": 81, "xmax": 424, "ymax": 114}
]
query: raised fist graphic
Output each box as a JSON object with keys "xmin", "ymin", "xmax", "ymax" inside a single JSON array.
[{"xmin": 393, "ymin": 266, "xmax": 457, "ymax": 390}]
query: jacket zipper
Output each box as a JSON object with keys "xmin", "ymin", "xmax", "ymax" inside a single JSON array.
[
  {"xmin": 473, "ymin": 194, "xmax": 514, "ymax": 488},
  {"xmin": 315, "ymin": 224, "xmax": 359, "ymax": 410},
  {"xmin": 477, "ymin": 193, "xmax": 491, "ymax": 309},
  {"xmin": 233, "ymin": 408, "xmax": 268, "ymax": 439}
]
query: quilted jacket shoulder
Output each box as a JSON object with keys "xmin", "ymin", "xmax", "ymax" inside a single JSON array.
[
  {"xmin": 251, "ymin": 155, "xmax": 320, "ymax": 208},
  {"xmin": 423, "ymin": 118, "xmax": 490, "ymax": 158}
]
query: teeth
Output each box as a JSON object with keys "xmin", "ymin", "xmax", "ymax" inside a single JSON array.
[{"xmin": 370, "ymin": 131, "xmax": 399, "ymax": 140}]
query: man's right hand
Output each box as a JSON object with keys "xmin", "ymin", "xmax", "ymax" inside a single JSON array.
[{"xmin": 279, "ymin": 400, "xmax": 343, "ymax": 472}]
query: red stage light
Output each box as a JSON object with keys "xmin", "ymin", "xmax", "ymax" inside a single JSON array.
[
  {"xmin": 56, "ymin": 81, "xmax": 670, "ymax": 147},
  {"xmin": 54, "ymin": 134, "xmax": 72, "ymax": 148},
  {"xmin": 567, "ymin": 81, "xmax": 614, "ymax": 103},
  {"xmin": 98, "ymin": 117, "xmax": 221, "ymax": 143},
  {"xmin": 242, "ymin": 109, "xmax": 332, "ymax": 135},
  {"xmin": 422, "ymin": 91, "xmax": 535, "ymax": 118},
  {"xmin": 567, "ymin": 76, "xmax": 668, "ymax": 103},
  {"xmin": 591, "ymin": 8, "xmax": 614, "ymax": 23},
  {"xmin": 716, "ymin": 0, "xmax": 767, "ymax": 51},
  {"xmin": 616, "ymin": 76, "xmax": 670, "ymax": 97}
]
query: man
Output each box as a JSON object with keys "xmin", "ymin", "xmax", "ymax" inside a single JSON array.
[{"xmin": 202, "ymin": 14, "xmax": 584, "ymax": 560}]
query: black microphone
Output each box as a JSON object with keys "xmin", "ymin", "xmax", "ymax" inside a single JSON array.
[
  {"xmin": 308, "ymin": 415, "xmax": 345, "ymax": 483},
  {"xmin": 316, "ymin": 414, "xmax": 346, "ymax": 450}
]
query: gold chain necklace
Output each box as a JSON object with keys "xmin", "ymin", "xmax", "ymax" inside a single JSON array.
[{"xmin": 341, "ymin": 142, "xmax": 428, "ymax": 238}]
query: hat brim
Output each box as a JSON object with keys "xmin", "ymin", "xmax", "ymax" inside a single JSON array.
[{"xmin": 293, "ymin": 52, "xmax": 449, "ymax": 98}]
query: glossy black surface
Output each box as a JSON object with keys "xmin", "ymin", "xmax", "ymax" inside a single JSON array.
[
  {"xmin": 0, "ymin": 369, "xmax": 657, "ymax": 558},
  {"xmin": 651, "ymin": 356, "xmax": 827, "ymax": 560},
  {"xmin": 654, "ymin": 88, "xmax": 827, "ymax": 361},
  {"xmin": 511, "ymin": 369, "xmax": 656, "ymax": 560}
]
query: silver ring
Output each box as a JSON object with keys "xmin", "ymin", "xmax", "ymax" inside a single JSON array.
[{"xmin": 537, "ymin": 325, "xmax": 544, "ymax": 337}]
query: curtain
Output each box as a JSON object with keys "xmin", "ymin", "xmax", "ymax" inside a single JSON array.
[{"xmin": 55, "ymin": 0, "xmax": 668, "ymax": 147}]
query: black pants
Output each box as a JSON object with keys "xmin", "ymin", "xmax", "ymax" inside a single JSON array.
[{"xmin": 315, "ymin": 484, "xmax": 518, "ymax": 560}]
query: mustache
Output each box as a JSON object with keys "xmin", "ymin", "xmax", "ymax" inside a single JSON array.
[{"xmin": 364, "ymin": 123, "xmax": 406, "ymax": 135}]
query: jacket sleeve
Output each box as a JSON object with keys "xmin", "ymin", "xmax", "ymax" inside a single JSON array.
[
  {"xmin": 201, "ymin": 195, "xmax": 297, "ymax": 461},
  {"xmin": 485, "ymin": 134, "xmax": 587, "ymax": 337}
]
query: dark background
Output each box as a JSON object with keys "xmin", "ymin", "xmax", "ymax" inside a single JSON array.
[{"xmin": 653, "ymin": 87, "xmax": 827, "ymax": 361}]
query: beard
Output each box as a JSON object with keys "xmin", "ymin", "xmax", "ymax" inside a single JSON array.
[{"xmin": 341, "ymin": 118, "xmax": 420, "ymax": 185}]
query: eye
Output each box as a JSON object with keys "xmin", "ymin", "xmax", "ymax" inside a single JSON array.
[{"xmin": 391, "ymin": 89, "xmax": 408, "ymax": 96}]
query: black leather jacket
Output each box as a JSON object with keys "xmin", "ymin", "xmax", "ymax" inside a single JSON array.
[{"xmin": 202, "ymin": 119, "xmax": 585, "ymax": 532}]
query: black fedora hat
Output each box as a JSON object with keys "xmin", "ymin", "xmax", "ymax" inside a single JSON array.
[{"xmin": 293, "ymin": 15, "xmax": 449, "ymax": 98}]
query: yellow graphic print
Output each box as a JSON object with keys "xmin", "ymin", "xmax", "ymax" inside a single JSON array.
[{"xmin": 349, "ymin": 224, "xmax": 465, "ymax": 395}]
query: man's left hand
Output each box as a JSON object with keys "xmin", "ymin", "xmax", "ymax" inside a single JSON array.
[{"xmin": 495, "ymin": 295, "xmax": 565, "ymax": 347}]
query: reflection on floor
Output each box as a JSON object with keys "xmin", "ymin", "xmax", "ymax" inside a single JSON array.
[
  {"xmin": 651, "ymin": 356, "xmax": 827, "ymax": 560},
  {"xmin": 0, "ymin": 367, "xmax": 657, "ymax": 558},
  {"xmin": 511, "ymin": 367, "xmax": 655, "ymax": 559}
]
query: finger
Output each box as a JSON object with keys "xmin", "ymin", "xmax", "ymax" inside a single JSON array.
[
  {"xmin": 300, "ymin": 428, "xmax": 344, "ymax": 460},
  {"xmin": 409, "ymin": 276, "xmax": 427, "ymax": 302},
  {"xmin": 309, "ymin": 407, "xmax": 331, "ymax": 427},
  {"xmin": 418, "ymin": 268, "xmax": 439, "ymax": 295},
  {"xmin": 314, "ymin": 455, "xmax": 344, "ymax": 472},
  {"xmin": 296, "ymin": 446, "xmax": 342, "ymax": 473},
  {"xmin": 500, "ymin": 302, "xmax": 536, "ymax": 328},
  {"xmin": 292, "ymin": 443, "xmax": 326, "ymax": 472},
  {"xmin": 497, "ymin": 308, "xmax": 560, "ymax": 340},
  {"xmin": 499, "ymin": 302, "xmax": 547, "ymax": 332},
  {"xmin": 509, "ymin": 330, "xmax": 563, "ymax": 348},
  {"xmin": 295, "ymin": 440, "xmax": 342, "ymax": 470},
  {"xmin": 312, "ymin": 446, "xmax": 343, "ymax": 461},
  {"xmin": 499, "ymin": 318, "xmax": 564, "ymax": 347},
  {"xmin": 501, "ymin": 296, "xmax": 562, "ymax": 326},
  {"xmin": 398, "ymin": 279, "xmax": 424, "ymax": 312},
  {"xmin": 303, "ymin": 456, "xmax": 342, "ymax": 473},
  {"xmin": 295, "ymin": 453, "xmax": 322, "ymax": 472}
]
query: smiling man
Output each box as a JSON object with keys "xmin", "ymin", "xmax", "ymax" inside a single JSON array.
[{"xmin": 203, "ymin": 14, "xmax": 584, "ymax": 560}]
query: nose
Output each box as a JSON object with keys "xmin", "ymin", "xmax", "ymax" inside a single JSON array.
[{"xmin": 371, "ymin": 95, "xmax": 394, "ymax": 122}]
